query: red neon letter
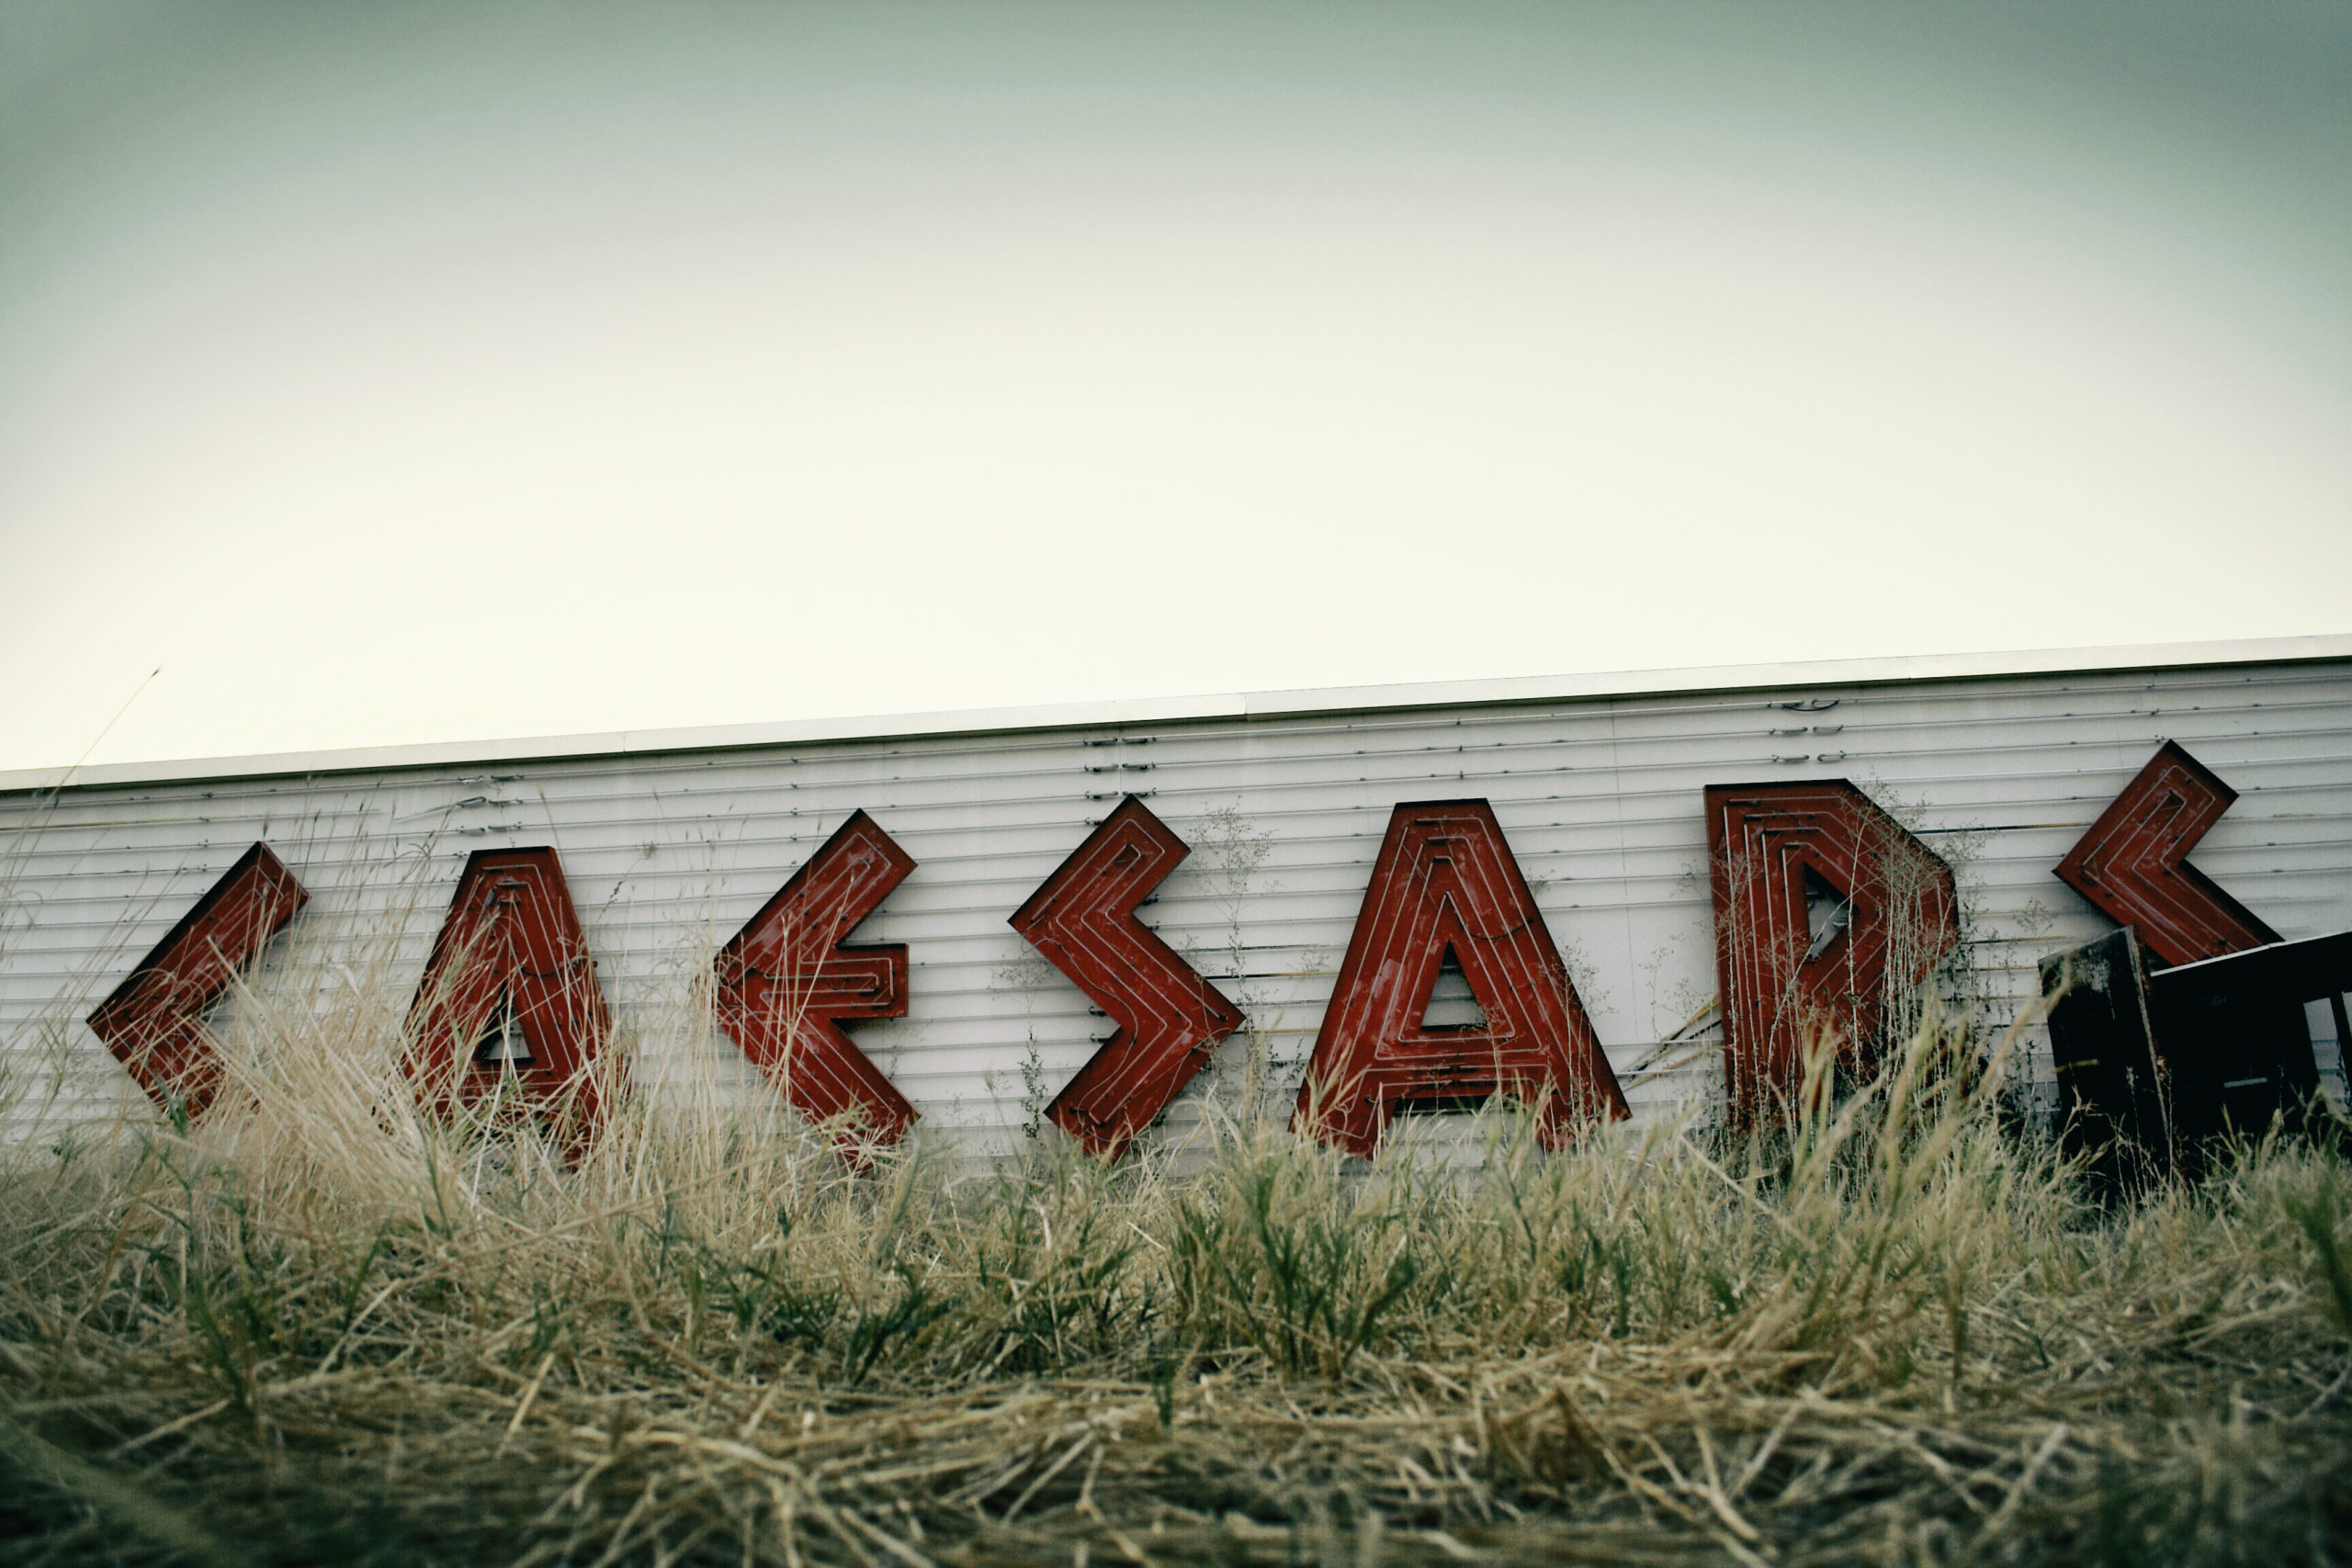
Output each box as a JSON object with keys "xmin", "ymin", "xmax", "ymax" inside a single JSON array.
[
  {"xmin": 1704, "ymin": 781, "xmax": 1957, "ymax": 1124},
  {"xmin": 87, "ymin": 841, "xmax": 307, "ymax": 1121},
  {"xmin": 402, "ymin": 848, "xmax": 612, "ymax": 1150},
  {"xmin": 1010, "ymin": 796, "xmax": 1244, "ymax": 1158},
  {"xmin": 715, "ymin": 811, "xmax": 917, "ymax": 1161},
  {"xmin": 2053, "ymin": 740, "xmax": 2278, "ymax": 968},
  {"xmin": 1293, "ymin": 800, "xmax": 1627, "ymax": 1157}
]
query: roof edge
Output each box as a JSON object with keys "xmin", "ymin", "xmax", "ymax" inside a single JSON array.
[{"xmin": 6, "ymin": 633, "xmax": 2348, "ymax": 795}]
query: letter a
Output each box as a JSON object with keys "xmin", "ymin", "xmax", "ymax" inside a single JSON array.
[
  {"xmin": 402, "ymin": 848, "xmax": 613, "ymax": 1153},
  {"xmin": 1294, "ymin": 800, "xmax": 1628, "ymax": 1156}
]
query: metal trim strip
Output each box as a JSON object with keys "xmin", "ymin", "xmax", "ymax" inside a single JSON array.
[{"xmin": 6, "ymin": 635, "xmax": 2346, "ymax": 795}]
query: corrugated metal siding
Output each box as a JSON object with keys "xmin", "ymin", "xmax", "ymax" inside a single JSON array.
[{"xmin": 5, "ymin": 659, "xmax": 2348, "ymax": 1150}]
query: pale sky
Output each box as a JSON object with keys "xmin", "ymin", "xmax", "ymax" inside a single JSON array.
[{"xmin": 2, "ymin": 1, "xmax": 2346, "ymax": 773}]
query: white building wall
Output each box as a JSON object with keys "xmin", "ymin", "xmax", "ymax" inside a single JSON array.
[{"xmin": 3, "ymin": 649, "xmax": 2347, "ymax": 1150}]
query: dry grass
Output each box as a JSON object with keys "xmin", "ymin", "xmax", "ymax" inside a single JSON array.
[{"xmin": 3, "ymin": 954, "xmax": 2351, "ymax": 1567}]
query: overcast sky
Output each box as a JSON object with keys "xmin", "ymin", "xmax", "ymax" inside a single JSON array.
[{"xmin": 1, "ymin": 1, "xmax": 2346, "ymax": 773}]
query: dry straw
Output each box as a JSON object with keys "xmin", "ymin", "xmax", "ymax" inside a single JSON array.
[{"xmin": 2, "ymin": 886, "xmax": 2350, "ymax": 1565}]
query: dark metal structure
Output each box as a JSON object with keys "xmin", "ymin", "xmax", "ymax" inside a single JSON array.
[
  {"xmin": 1704, "ymin": 782, "xmax": 1957, "ymax": 1126},
  {"xmin": 401, "ymin": 848, "xmax": 612, "ymax": 1152},
  {"xmin": 2150, "ymin": 931, "xmax": 2350, "ymax": 1165},
  {"xmin": 1292, "ymin": 800, "xmax": 1627, "ymax": 1158},
  {"xmin": 715, "ymin": 811, "xmax": 919, "ymax": 1162},
  {"xmin": 2053, "ymin": 740, "xmax": 2280, "ymax": 968},
  {"xmin": 2040, "ymin": 929, "xmax": 2170, "ymax": 1193},
  {"xmin": 1011, "ymin": 796, "xmax": 1242, "ymax": 1158},
  {"xmin": 2042, "ymin": 927, "xmax": 2349, "ymax": 1181},
  {"xmin": 86, "ymin": 840, "xmax": 307, "ymax": 1120}
]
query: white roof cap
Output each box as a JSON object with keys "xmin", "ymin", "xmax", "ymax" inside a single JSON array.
[{"xmin": 6, "ymin": 633, "xmax": 2347, "ymax": 795}]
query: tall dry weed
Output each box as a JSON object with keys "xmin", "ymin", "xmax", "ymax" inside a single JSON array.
[{"xmin": 2, "ymin": 921, "xmax": 2349, "ymax": 1564}]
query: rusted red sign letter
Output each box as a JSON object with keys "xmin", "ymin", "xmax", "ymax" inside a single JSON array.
[
  {"xmin": 1293, "ymin": 800, "xmax": 1627, "ymax": 1157},
  {"xmin": 716, "ymin": 810, "xmax": 918, "ymax": 1162},
  {"xmin": 2053, "ymin": 740, "xmax": 2278, "ymax": 968},
  {"xmin": 402, "ymin": 848, "xmax": 612, "ymax": 1151},
  {"xmin": 1011, "ymin": 795, "xmax": 1244, "ymax": 1158},
  {"xmin": 88, "ymin": 841, "xmax": 308, "ymax": 1121},
  {"xmin": 1704, "ymin": 781, "xmax": 1957, "ymax": 1125}
]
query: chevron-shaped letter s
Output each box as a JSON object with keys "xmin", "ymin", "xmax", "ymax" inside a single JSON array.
[
  {"xmin": 715, "ymin": 810, "xmax": 918, "ymax": 1164},
  {"xmin": 2054, "ymin": 740, "xmax": 2279, "ymax": 968},
  {"xmin": 1011, "ymin": 795, "xmax": 1244, "ymax": 1159}
]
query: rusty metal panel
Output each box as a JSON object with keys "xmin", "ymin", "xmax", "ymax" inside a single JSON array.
[
  {"xmin": 401, "ymin": 847, "xmax": 612, "ymax": 1152},
  {"xmin": 1010, "ymin": 795, "xmax": 1241, "ymax": 1158},
  {"xmin": 1704, "ymin": 781, "xmax": 1958, "ymax": 1125},
  {"xmin": 2053, "ymin": 740, "xmax": 2282, "ymax": 968},
  {"xmin": 715, "ymin": 809, "xmax": 917, "ymax": 1162},
  {"xmin": 85, "ymin": 841, "xmax": 307, "ymax": 1120},
  {"xmin": 1292, "ymin": 800, "xmax": 1628, "ymax": 1158}
]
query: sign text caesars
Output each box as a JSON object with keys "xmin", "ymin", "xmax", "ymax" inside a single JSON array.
[{"xmin": 88, "ymin": 744, "xmax": 2262, "ymax": 1156}]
